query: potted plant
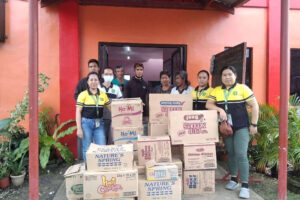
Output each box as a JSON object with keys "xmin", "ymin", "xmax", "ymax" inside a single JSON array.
[
  {"xmin": 286, "ymin": 106, "xmax": 300, "ymax": 193},
  {"xmin": 0, "ymin": 142, "xmax": 11, "ymax": 188},
  {"xmin": 0, "ymin": 118, "xmax": 12, "ymax": 188},
  {"xmin": 10, "ymin": 153, "xmax": 26, "ymax": 187},
  {"xmin": 14, "ymin": 118, "xmax": 76, "ymax": 169},
  {"xmin": 251, "ymin": 104, "xmax": 280, "ymax": 173}
]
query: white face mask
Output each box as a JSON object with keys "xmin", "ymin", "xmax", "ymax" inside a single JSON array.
[{"xmin": 103, "ymin": 75, "xmax": 114, "ymax": 83}]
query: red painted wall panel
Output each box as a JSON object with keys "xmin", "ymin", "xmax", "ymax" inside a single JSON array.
[
  {"xmin": 267, "ymin": 0, "xmax": 280, "ymax": 106},
  {"xmin": 59, "ymin": 0, "xmax": 79, "ymax": 158}
]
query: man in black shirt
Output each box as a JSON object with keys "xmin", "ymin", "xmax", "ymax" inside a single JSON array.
[
  {"xmin": 124, "ymin": 63, "xmax": 149, "ymax": 116},
  {"xmin": 74, "ymin": 59, "xmax": 100, "ymax": 100}
]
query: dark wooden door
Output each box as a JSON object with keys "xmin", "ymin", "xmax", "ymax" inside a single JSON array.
[
  {"xmin": 98, "ymin": 44, "xmax": 109, "ymax": 72},
  {"xmin": 210, "ymin": 42, "xmax": 247, "ymax": 87}
]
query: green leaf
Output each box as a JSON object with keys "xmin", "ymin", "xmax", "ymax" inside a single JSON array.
[
  {"xmin": 39, "ymin": 146, "xmax": 51, "ymax": 169},
  {"xmin": 289, "ymin": 94, "xmax": 300, "ymax": 106},
  {"xmin": 13, "ymin": 138, "xmax": 29, "ymax": 161},
  {"xmin": 55, "ymin": 126, "xmax": 77, "ymax": 141},
  {"xmin": 39, "ymin": 135, "xmax": 55, "ymax": 147},
  {"xmin": 53, "ymin": 119, "xmax": 76, "ymax": 140},
  {"xmin": 0, "ymin": 131, "xmax": 12, "ymax": 139},
  {"xmin": 55, "ymin": 143, "xmax": 74, "ymax": 164},
  {"xmin": 0, "ymin": 118, "xmax": 11, "ymax": 131}
]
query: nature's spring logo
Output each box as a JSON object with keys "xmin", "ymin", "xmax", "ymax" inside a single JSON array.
[{"xmin": 97, "ymin": 176, "xmax": 123, "ymax": 194}]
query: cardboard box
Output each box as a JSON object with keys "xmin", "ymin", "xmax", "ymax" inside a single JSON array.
[
  {"xmin": 183, "ymin": 170, "xmax": 215, "ymax": 194},
  {"xmin": 104, "ymin": 198, "xmax": 134, "ymax": 200},
  {"xmin": 112, "ymin": 126, "xmax": 144, "ymax": 150},
  {"xmin": 83, "ymin": 169, "xmax": 138, "ymax": 199},
  {"xmin": 133, "ymin": 150, "xmax": 138, "ymax": 161},
  {"xmin": 138, "ymin": 175, "xmax": 182, "ymax": 200},
  {"xmin": 173, "ymin": 157, "xmax": 183, "ymax": 177},
  {"xmin": 86, "ymin": 143, "xmax": 133, "ymax": 172},
  {"xmin": 146, "ymin": 163, "xmax": 178, "ymax": 181},
  {"xmin": 137, "ymin": 136, "xmax": 172, "ymax": 165},
  {"xmin": 149, "ymin": 94, "xmax": 193, "ymax": 124},
  {"xmin": 111, "ymin": 98, "xmax": 143, "ymax": 127},
  {"xmin": 148, "ymin": 122, "xmax": 168, "ymax": 136},
  {"xmin": 133, "ymin": 161, "xmax": 145, "ymax": 175},
  {"xmin": 184, "ymin": 143, "xmax": 217, "ymax": 170},
  {"xmin": 64, "ymin": 163, "xmax": 85, "ymax": 200},
  {"xmin": 169, "ymin": 110, "xmax": 219, "ymax": 144}
]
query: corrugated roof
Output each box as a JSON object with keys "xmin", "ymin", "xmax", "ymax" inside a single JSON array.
[{"xmin": 41, "ymin": 0, "xmax": 250, "ymax": 14}]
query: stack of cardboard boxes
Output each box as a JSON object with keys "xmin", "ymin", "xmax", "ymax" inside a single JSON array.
[
  {"xmin": 111, "ymin": 98, "xmax": 144, "ymax": 150},
  {"xmin": 64, "ymin": 143, "xmax": 138, "ymax": 200},
  {"xmin": 148, "ymin": 94, "xmax": 193, "ymax": 136},
  {"xmin": 64, "ymin": 95, "xmax": 220, "ymax": 199},
  {"xmin": 137, "ymin": 135, "xmax": 182, "ymax": 200},
  {"xmin": 169, "ymin": 110, "xmax": 219, "ymax": 195}
]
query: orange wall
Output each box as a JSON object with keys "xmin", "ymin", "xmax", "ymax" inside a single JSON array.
[
  {"xmin": 4, "ymin": 2, "xmax": 300, "ymax": 127},
  {"xmin": 0, "ymin": 1, "xmax": 60, "ymax": 126},
  {"xmin": 79, "ymin": 6, "xmax": 267, "ymax": 103},
  {"xmin": 291, "ymin": 10, "xmax": 300, "ymax": 48}
]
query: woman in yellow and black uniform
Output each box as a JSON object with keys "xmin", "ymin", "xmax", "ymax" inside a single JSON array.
[
  {"xmin": 206, "ymin": 66, "xmax": 259, "ymax": 199},
  {"xmin": 191, "ymin": 70, "xmax": 213, "ymax": 110},
  {"xmin": 76, "ymin": 72, "xmax": 111, "ymax": 162}
]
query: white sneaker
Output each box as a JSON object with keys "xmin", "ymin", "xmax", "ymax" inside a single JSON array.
[
  {"xmin": 239, "ymin": 187, "xmax": 250, "ymax": 199},
  {"xmin": 225, "ymin": 180, "xmax": 239, "ymax": 190}
]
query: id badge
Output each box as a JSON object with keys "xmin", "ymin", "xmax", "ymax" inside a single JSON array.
[
  {"xmin": 95, "ymin": 119, "xmax": 101, "ymax": 128},
  {"xmin": 227, "ymin": 114, "xmax": 233, "ymax": 126}
]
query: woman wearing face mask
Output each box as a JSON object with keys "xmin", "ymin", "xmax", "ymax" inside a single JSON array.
[
  {"xmin": 76, "ymin": 72, "xmax": 111, "ymax": 162},
  {"xmin": 206, "ymin": 66, "xmax": 259, "ymax": 199},
  {"xmin": 99, "ymin": 67, "xmax": 123, "ymax": 145},
  {"xmin": 191, "ymin": 70, "xmax": 213, "ymax": 110}
]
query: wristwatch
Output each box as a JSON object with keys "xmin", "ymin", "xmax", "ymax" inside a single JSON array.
[{"xmin": 250, "ymin": 123, "xmax": 257, "ymax": 127}]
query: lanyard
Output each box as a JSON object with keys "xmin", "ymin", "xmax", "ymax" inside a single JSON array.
[
  {"xmin": 91, "ymin": 94, "xmax": 100, "ymax": 118},
  {"xmin": 196, "ymin": 89, "xmax": 206, "ymax": 102},
  {"xmin": 223, "ymin": 88, "xmax": 233, "ymax": 112}
]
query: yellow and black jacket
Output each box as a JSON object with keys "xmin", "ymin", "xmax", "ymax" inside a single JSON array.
[
  {"xmin": 76, "ymin": 89, "xmax": 111, "ymax": 119},
  {"xmin": 208, "ymin": 83, "xmax": 255, "ymax": 131},
  {"xmin": 191, "ymin": 86, "xmax": 214, "ymax": 110}
]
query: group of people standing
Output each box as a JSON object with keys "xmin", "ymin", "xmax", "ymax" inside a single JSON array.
[{"xmin": 74, "ymin": 58, "xmax": 259, "ymax": 199}]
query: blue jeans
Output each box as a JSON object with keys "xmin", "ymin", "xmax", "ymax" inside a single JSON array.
[{"xmin": 81, "ymin": 117, "xmax": 106, "ymax": 162}]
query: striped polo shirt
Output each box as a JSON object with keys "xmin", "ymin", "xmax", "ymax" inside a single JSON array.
[
  {"xmin": 76, "ymin": 89, "xmax": 111, "ymax": 119},
  {"xmin": 191, "ymin": 85, "xmax": 214, "ymax": 110},
  {"xmin": 208, "ymin": 83, "xmax": 255, "ymax": 131}
]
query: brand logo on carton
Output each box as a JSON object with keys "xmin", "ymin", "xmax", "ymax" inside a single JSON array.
[
  {"xmin": 177, "ymin": 130, "xmax": 186, "ymax": 137},
  {"xmin": 119, "ymin": 105, "xmax": 135, "ymax": 112},
  {"xmin": 97, "ymin": 176, "xmax": 123, "ymax": 194},
  {"xmin": 121, "ymin": 130, "xmax": 137, "ymax": 136},
  {"xmin": 141, "ymin": 145, "xmax": 152, "ymax": 160},
  {"xmin": 145, "ymin": 181, "xmax": 173, "ymax": 196},
  {"xmin": 184, "ymin": 114, "xmax": 204, "ymax": 121},
  {"xmin": 182, "ymin": 116, "xmax": 208, "ymax": 135},
  {"xmin": 196, "ymin": 148, "xmax": 204, "ymax": 152},
  {"xmin": 160, "ymin": 101, "xmax": 185, "ymax": 106},
  {"xmin": 187, "ymin": 175, "xmax": 197, "ymax": 189},
  {"xmin": 71, "ymin": 184, "xmax": 83, "ymax": 194}
]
